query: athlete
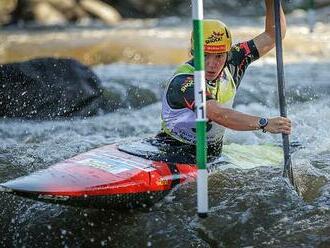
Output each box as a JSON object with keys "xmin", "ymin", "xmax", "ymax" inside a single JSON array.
[{"xmin": 158, "ymin": 0, "xmax": 292, "ymax": 159}]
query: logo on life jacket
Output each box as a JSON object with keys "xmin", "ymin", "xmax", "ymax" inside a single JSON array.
[
  {"xmin": 205, "ymin": 31, "xmax": 225, "ymax": 44},
  {"xmin": 180, "ymin": 77, "xmax": 194, "ymax": 93}
]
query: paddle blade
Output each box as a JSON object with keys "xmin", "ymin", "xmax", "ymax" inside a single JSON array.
[{"xmin": 282, "ymin": 158, "xmax": 295, "ymax": 188}]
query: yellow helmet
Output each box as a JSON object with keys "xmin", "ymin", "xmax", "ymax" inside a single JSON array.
[{"xmin": 191, "ymin": 19, "xmax": 232, "ymax": 54}]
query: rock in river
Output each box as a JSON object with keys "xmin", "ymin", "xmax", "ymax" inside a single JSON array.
[{"xmin": 0, "ymin": 58, "xmax": 157, "ymax": 119}]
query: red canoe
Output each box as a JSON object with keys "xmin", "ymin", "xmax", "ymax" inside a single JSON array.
[{"xmin": 0, "ymin": 144, "xmax": 199, "ymax": 208}]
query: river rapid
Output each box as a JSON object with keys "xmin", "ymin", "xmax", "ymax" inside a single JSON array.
[{"xmin": 0, "ymin": 14, "xmax": 330, "ymax": 248}]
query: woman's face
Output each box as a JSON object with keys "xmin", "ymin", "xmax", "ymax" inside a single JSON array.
[{"xmin": 205, "ymin": 52, "xmax": 227, "ymax": 81}]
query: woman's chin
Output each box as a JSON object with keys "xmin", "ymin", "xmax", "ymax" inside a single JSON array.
[{"xmin": 206, "ymin": 75, "xmax": 216, "ymax": 81}]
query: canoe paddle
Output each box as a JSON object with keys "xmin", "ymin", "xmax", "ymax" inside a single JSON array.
[
  {"xmin": 274, "ymin": 0, "xmax": 295, "ymax": 187},
  {"xmin": 192, "ymin": 0, "xmax": 208, "ymax": 218}
]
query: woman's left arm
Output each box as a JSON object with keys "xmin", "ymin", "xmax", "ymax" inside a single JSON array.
[{"xmin": 253, "ymin": 0, "xmax": 286, "ymax": 57}]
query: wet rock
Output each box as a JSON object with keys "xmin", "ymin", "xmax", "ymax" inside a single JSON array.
[
  {"xmin": 126, "ymin": 86, "xmax": 157, "ymax": 109},
  {"xmin": 7, "ymin": 0, "xmax": 120, "ymax": 26},
  {"xmin": 99, "ymin": 85, "xmax": 158, "ymax": 112},
  {"xmin": 0, "ymin": 58, "xmax": 157, "ymax": 119},
  {"xmin": 9, "ymin": 0, "xmax": 70, "ymax": 24},
  {"xmin": 46, "ymin": 0, "xmax": 89, "ymax": 22},
  {"xmin": 31, "ymin": 1, "xmax": 67, "ymax": 25},
  {"xmin": 80, "ymin": 0, "xmax": 121, "ymax": 24},
  {"xmin": 0, "ymin": 0, "xmax": 17, "ymax": 25},
  {"xmin": 0, "ymin": 58, "xmax": 104, "ymax": 119},
  {"xmin": 30, "ymin": 0, "xmax": 91, "ymax": 23}
]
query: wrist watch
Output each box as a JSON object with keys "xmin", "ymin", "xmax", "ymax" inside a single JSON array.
[{"xmin": 258, "ymin": 118, "xmax": 268, "ymax": 133}]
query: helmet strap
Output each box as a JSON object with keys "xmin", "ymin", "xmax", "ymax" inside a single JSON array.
[{"xmin": 215, "ymin": 53, "xmax": 229, "ymax": 81}]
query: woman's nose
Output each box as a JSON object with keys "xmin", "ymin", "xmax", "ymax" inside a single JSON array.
[{"xmin": 206, "ymin": 56, "xmax": 218, "ymax": 68}]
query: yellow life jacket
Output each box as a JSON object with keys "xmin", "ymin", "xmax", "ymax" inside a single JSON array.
[{"xmin": 161, "ymin": 63, "xmax": 236, "ymax": 145}]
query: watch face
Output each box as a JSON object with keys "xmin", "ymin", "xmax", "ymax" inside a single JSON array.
[{"xmin": 259, "ymin": 118, "xmax": 268, "ymax": 127}]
